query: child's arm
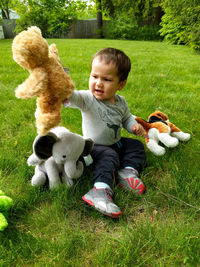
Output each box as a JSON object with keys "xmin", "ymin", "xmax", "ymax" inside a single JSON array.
[
  {"xmin": 63, "ymin": 90, "xmax": 91, "ymax": 110},
  {"xmin": 132, "ymin": 123, "xmax": 145, "ymax": 136}
]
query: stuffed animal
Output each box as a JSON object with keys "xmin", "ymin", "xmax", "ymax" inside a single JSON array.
[
  {"xmin": 135, "ymin": 110, "xmax": 191, "ymax": 156},
  {"xmin": 12, "ymin": 26, "xmax": 75, "ymax": 135},
  {"xmin": 27, "ymin": 127, "xmax": 94, "ymax": 189},
  {"xmin": 0, "ymin": 190, "xmax": 13, "ymax": 231}
]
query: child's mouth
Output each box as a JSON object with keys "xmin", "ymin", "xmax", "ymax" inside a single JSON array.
[{"xmin": 95, "ymin": 89, "xmax": 103, "ymax": 95}]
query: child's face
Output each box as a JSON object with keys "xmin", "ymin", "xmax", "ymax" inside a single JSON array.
[{"xmin": 89, "ymin": 57, "xmax": 126, "ymax": 104}]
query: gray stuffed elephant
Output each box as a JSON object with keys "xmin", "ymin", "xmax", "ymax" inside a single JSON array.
[{"xmin": 27, "ymin": 127, "xmax": 94, "ymax": 189}]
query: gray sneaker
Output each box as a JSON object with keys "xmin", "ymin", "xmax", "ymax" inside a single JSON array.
[
  {"xmin": 118, "ymin": 168, "xmax": 145, "ymax": 195},
  {"xmin": 82, "ymin": 187, "xmax": 122, "ymax": 218}
]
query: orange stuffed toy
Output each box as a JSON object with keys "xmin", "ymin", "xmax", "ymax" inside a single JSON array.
[
  {"xmin": 135, "ymin": 110, "xmax": 190, "ymax": 156},
  {"xmin": 12, "ymin": 26, "xmax": 75, "ymax": 135}
]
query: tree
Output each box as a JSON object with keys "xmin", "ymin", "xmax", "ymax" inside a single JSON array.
[
  {"xmin": 103, "ymin": 0, "xmax": 163, "ymax": 40},
  {"xmin": 101, "ymin": 0, "xmax": 114, "ymax": 18},
  {"xmin": 160, "ymin": 0, "xmax": 200, "ymax": 50},
  {"xmin": 100, "ymin": 0, "xmax": 162, "ymax": 24},
  {"xmin": 0, "ymin": 0, "xmax": 17, "ymax": 19},
  {"xmin": 14, "ymin": 0, "xmax": 87, "ymax": 37},
  {"xmin": 96, "ymin": 0, "xmax": 103, "ymax": 38}
]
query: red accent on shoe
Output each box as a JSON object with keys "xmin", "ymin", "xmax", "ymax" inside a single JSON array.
[
  {"xmin": 137, "ymin": 183, "xmax": 146, "ymax": 195},
  {"xmin": 134, "ymin": 178, "xmax": 140, "ymax": 187},
  {"xmin": 82, "ymin": 195, "xmax": 122, "ymax": 218},
  {"xmin": 105, "ymin": 211, "xmax": 122, "ymax": 218},
  {"xmin": 82, "ymin": 196, "xmax": 94, "ymax": 206},
  {"xmin": 127, "ymin": 177, "xmax": 145, "ymax": 195},
  {"xmin": 105, "ymin": 193, "xmax": 113, "ymax": 201},
  {"xmin": 127, "ymin": 177, "xmax": 138, "ymax": 189}
]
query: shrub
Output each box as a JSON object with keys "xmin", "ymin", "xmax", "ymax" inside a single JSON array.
[
  {"xmin": 105, "ymin": 12, "xmax": 162, "ymax": 41},
  {"xmin": 160, "ymin": 0, "xmax": 200, "ymax": 51},
  {"xmin": 137, "ymin": 25, "xmax": 162, "ymax": 40},
  {"xmin": 105, "ymin": 14, "xmax": 139, "ymax": 40}
]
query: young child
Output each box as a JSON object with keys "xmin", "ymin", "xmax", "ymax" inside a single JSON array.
[{"xmin": 64, "ymin": 47, "xmax": 146, "ymax": 218}]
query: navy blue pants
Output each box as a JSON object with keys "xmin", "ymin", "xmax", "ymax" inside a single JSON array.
[{"xmin": 90, "ymin": 137, "xmax": 146, "ymax": 188}]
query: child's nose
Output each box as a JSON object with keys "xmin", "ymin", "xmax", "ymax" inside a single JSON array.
[{"xmin": 96, "ymin": 79, "xmax": 103, "ymax": 87}]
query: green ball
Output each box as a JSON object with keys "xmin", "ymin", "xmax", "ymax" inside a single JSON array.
[
  {"xmin": 0, "ymin": 213, "xmax": 8, "ymax": 231},
  {"xmin": 0, "ymin": 196, "xmax": 13, "ymax": 211}
]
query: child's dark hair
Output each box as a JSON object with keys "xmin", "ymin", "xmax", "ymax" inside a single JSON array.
[{"xmin": 92, "ymin": 47, "xmax": 131, "ymax": 82}]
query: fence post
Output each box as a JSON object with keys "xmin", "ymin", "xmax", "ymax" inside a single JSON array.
[{"xmin": 0, "ymin": 26, "xmax": 4, "ymax": 39}]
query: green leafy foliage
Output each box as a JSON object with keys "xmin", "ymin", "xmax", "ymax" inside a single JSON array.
[
  {"xmin": 97, "ymin": 0, "xmax": 163, "ymax": 41},
  {"xmin": 105, "ymin": 13, "xmax": 139, "ymax": 40},
  {"xmin": 14, "ymin": 0, "xmax": 87, "ymax": 37},
  {"xmin": 105, "ymin": 11, "xmax": 161, "ymax": 40},
  {"xmin": 102, "ymin": 0, "xmax": 162, "ymax": 21},
  {"xmin": 0, "ymin": 0, "xmax": 19, "ymax": 19},
  {"xmin": 160, "ymin": 0, "xmax": 200, "ymax": 51}
]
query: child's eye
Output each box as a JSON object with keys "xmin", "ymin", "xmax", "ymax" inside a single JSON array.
[{"xmin": 104, "ymin": 78, "xmax": 111, "ymax": 82}]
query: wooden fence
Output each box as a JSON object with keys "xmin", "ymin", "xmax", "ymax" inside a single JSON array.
[
  {"xmin": 1, "ymin": 19, "xmax": 108, "ymax": 39},
  {"xmin": 65, "ymin": 19, "xmax": 108, "ymax": 38},
  {"xmin": 2, "ymin": 19, "xmax": 17, "ymax": 38}
]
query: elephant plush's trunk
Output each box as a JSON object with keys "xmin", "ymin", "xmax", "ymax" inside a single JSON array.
[{"xmin": 64, "ymin": 160, "xmax": 84, "ymax": 179}]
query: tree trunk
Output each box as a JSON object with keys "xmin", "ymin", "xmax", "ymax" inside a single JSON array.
[
  {"xmin": 1, "ymin": 9, "xmax": 10, "ymax": 19},
  {"xmin": 96, "ymin": 0, "xmax": 103, "ymax": 38},
  {"xmin": 155, "ymin": 6, "xmax": 164, "ymax": 25}
]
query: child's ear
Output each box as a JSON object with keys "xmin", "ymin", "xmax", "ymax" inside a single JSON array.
[{"xmin": 118, "ymin": 80, "xmax": 127, "ymax": 91}]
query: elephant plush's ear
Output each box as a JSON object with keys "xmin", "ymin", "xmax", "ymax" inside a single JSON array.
[
  {"xmin": 33, "ymin": 133, "xmax": 58, "ymax": 159},
  {"xmin": 81, "ymin": 138, "xmax": 94, "ymax": 156}
]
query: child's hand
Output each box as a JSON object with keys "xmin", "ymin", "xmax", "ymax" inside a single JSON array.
[{"xmin": 132, "ymin": 123, "xmax": 145, "ymax": 136}]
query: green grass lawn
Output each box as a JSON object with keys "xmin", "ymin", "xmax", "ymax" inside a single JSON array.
[{"xmin": 0, "ymin": 38, "xmax": 199, "ymax": 266}]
